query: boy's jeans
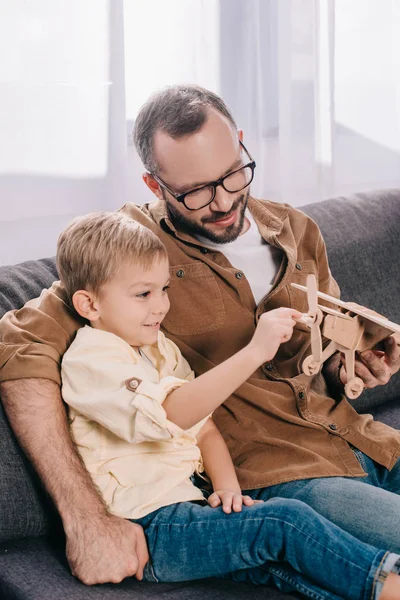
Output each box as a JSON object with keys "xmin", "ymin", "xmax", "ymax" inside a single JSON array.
[
  {"xmin": 246, "ymin": 449, "xmax": 400, "ymax": 553},
  {"xmin": 133, "ymin": 497, "xmax": 398, "ymax": 600}
]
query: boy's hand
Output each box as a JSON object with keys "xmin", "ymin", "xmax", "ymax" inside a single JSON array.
[
  {"xmin": 249, "ymin": 308, "xmax": 302, "ymax": 363},
  {"xmin": 208, "ymin": 489, "xmax": 256, "ymax": 513}
]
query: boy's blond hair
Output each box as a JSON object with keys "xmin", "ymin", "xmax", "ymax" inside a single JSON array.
[{"xmin": 57, "ymin": 211, "xmax": 168, "ymax": 300}]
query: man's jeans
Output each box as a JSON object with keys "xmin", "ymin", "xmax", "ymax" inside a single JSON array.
[
  {"xmin": 133, "ymin": 497, "xmax": 397, "ymax": 600},
  {"xmin": 246, "ymin": 449, "xmax": 400, "ymax": 553}
]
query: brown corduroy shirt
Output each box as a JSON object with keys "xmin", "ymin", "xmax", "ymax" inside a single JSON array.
[{"xmin": 1, "ymin": 197, "xmax": 399, "ymax": 490}]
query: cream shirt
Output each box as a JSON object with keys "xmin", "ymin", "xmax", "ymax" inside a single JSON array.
[{"xmin": 61, "ymin": 326, "xmax": 207, "ymax": 519}]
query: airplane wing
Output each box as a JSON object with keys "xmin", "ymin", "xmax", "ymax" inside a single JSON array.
[{"xmin": 291, "ymin": 282, "xmax": 400, "ymax": 334}]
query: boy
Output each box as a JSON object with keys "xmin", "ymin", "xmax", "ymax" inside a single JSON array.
[{"xmin": 58, "ymin": 211, "xmax": 400, "ymax": 599}]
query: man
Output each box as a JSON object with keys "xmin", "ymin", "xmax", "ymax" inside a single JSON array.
[{"xmin": 1, "ymin": 85, "xmax": 400, "ymax": 586}]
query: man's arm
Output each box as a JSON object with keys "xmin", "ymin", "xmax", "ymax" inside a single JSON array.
[
  {"xmin": 0, "ymin": 284, "xmax": 149, "ymax": 584},
  {"xmin": 1, "ymin": 378, "xmax": 149, "ymax": 585}
]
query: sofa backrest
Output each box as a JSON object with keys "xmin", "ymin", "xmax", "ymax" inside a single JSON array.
[
  {"xmin": 302, "ymin": 189, "xmax": 400, "ymax": 411},
  {"xmin": 0, "ymin": 258, "xmax": 59, "ymax": 543}
]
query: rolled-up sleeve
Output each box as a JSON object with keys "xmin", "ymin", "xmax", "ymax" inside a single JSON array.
[{"xmin": 126, "ymin": 376, "xmax": 194, "ymax": 444}]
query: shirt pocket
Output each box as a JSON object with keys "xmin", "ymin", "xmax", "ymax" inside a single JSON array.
[
  {"xmin": 163, "ymin": 263, "xmax": 226, "ymax": 336},
  {"xmin": 286, "ymin": 259, "xmax": 318, "ymax": 324}
]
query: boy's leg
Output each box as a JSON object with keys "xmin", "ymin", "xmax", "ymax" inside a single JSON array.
[
  {"xmin": 134, "ymin": 497, "xmax": 390, "ymax": 600},
  {"xmin": 230, "ymin": 554, "xmax": 400, "ymax": 600},
  {"xmin": 246, "ymin": 453, "xmax": 400, "ymax": 552}
]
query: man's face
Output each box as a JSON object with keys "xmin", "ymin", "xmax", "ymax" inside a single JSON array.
[{"xmin": 152, "ymin": 109, "xmax": 250, "ymax": 243}]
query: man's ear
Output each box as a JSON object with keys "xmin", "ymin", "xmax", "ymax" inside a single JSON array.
[
  {"xmin": 72, "ymin": 290, "xmax": 100, "ymax": 321},
  {"xmin": 238, "ymin": 129, "xmax": 244, "ymax": 142},
  {"xmin": 143, "ymin": 173, "xmax": 164, "ymax": 200}
]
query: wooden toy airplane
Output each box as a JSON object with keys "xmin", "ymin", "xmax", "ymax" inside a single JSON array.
[{"xmin": 291, "ymin": 275, "xmax": 400, "ymax": 399}]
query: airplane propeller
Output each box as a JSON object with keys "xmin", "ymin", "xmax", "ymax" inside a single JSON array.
[{"xmin": 306, "ymin": 275, "xmax": 323, "ymax": 363}]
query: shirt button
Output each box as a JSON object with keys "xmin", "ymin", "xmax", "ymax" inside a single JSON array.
[
  {"xmin": 235, "ymin": 272, "xmax": 243, "ymax": 279},
  {"xmin": 265, "ymin": 363, "xmax": 273, "ymax": 371},
  {"xmin": 176, "ymin": 269, "xmax": 185, "ymax": 278},
  {"xmin": 329, "ymin": 423, "xmax": 338, "ymax": 431},
  {"xmin": 295, "ymin": 263, "xmax": 302, "ymax": 270},
  {"xmin": 129, "ymin": 380, "xmax": 139, "ymax": 390},
  {"xmin": 200, "ymin": 248, "xmax": 208, "ymax": 254},
  {"xmin": 298, "ymin": 391, "xmax": 305, "ymax": 399}
]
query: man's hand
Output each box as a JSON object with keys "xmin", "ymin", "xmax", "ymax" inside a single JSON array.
[
  {"xmin": 340, "ymin": 335, "xmax": 400, "ymax": 389},
  {"xmin": 207, "ymin": 489, "xmax": 256, "ymax": 514},
  {"xmin": 65, "ymin": 513, "xmax": 149, "ymax": 585}
]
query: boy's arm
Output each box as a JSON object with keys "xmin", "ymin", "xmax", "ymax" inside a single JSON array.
[
  {"xmin": 164, "ymin": 345, "xmax": 261, "ymax": 430},
  {"xmin": 164, "ymin": 307, "xmax": 301, "ymax": 430},
  {"xmin": 196, "ymin": 419, "xmax": 254, "ymax": 513}
]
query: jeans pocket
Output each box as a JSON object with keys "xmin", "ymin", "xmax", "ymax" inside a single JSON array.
[
  {"xmin": 143, "ymin": 560, "xmax": 159, "ymax": 583},
  {"xmin": 351, "ymin": 446, "xmax": 368, "ymax": 469}
]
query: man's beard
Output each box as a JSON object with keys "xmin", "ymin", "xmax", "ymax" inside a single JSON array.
[{"xmin": 165, "ymin": 189, "xmax": 250, "ymax": 244}]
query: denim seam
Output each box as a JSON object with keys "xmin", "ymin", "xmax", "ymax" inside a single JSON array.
[
  {"xmin": 353, "ymin": 448, "xmax": 367, "ymax": 468},
  {"xmin": 144, "ymin": 559, "xmax": 159, "ymax": 583},
  {"xmin": 265, "ymin": 564, "xmax": 329, "ymax": 600}
]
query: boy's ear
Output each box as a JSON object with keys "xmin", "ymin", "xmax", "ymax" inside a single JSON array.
[
  {"xmin": 143, "ymin": 172, "xmax": 164, "ymax": 200},
  {"xmin": 238, "ymin": 128, "xmax": 244, "ymax": 142},
  {"xmin": 72, "ymin": 290, "xmax": 100, "ymax": 321}
]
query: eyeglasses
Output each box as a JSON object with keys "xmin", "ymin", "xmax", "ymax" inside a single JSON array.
[{"xmin": 150, "ymin": 141, "xmax": 256, "ymax": 211}]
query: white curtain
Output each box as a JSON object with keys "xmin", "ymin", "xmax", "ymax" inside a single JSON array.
[
  {"xmin": 124, "ymin": 0, "xmax": 400, "ymax": 207},
  {"xmin": 2, "ymin": 0, "xmax": 399, "ymax": 265},
  {"xmin": 0, "ymin": 0, "xmax": 127, "ymax": 265}
]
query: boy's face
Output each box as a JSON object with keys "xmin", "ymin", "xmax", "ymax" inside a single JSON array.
[{"xmin": 91, "ymin": 256, "xmax": 170, "ymax": 347}]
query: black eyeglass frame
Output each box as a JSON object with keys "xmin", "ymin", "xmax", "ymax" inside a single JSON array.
[{"xmin": 150, "ymin": 140, "xmax": 256, "ymax": 211}]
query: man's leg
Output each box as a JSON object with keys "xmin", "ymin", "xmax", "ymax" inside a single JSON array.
[
  {"xmin": 247, "ymin": 452, "xmax": 400, "ymax": 552},
  {"xmin": 134, "ymin": 498, "xmax": 392, "ymax": 600},
  {"xmin": 355, "ymin": 448, "xmax": 400, "ymax": 495}
]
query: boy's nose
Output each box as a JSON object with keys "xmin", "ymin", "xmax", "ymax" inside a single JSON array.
[{"xmin": 152, "ymin": 299, "xmax": 169, "ymax": 315}]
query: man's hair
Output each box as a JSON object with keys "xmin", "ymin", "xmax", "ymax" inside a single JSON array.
[
  {"xmin": 133, "ymin": 84, "xmax": 237, "ymax": 174},
  {"xmin": 57, "ymin": 211, "xmax": 167, "ymax": 300}
]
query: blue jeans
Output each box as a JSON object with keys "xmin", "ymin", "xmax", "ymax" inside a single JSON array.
[
  {"xmin": 246, "ymin": 450, "xmax": 400, "ymax": 553},
  {"xmin": 133, "ymin": 497, "xmax": 398, "ymax": 599}
]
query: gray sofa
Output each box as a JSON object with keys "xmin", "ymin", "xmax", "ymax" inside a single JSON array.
[{"xmin": 1, "ymin": 190, "xmax": 400, "ymax": 599}]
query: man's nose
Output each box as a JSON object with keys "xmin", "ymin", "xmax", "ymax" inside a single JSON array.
[{"xmin": 210, "ymin": 185, "xmax": 233, "ymax": 213}]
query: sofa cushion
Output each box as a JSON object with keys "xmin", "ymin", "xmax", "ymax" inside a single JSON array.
[
  {"xmin": 0, "ymin": 537, "xmax": 294, "ymax": 600},
  {"xmin": 302, "ymin": 189, "xmax": 400, "ymax": 410}
]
